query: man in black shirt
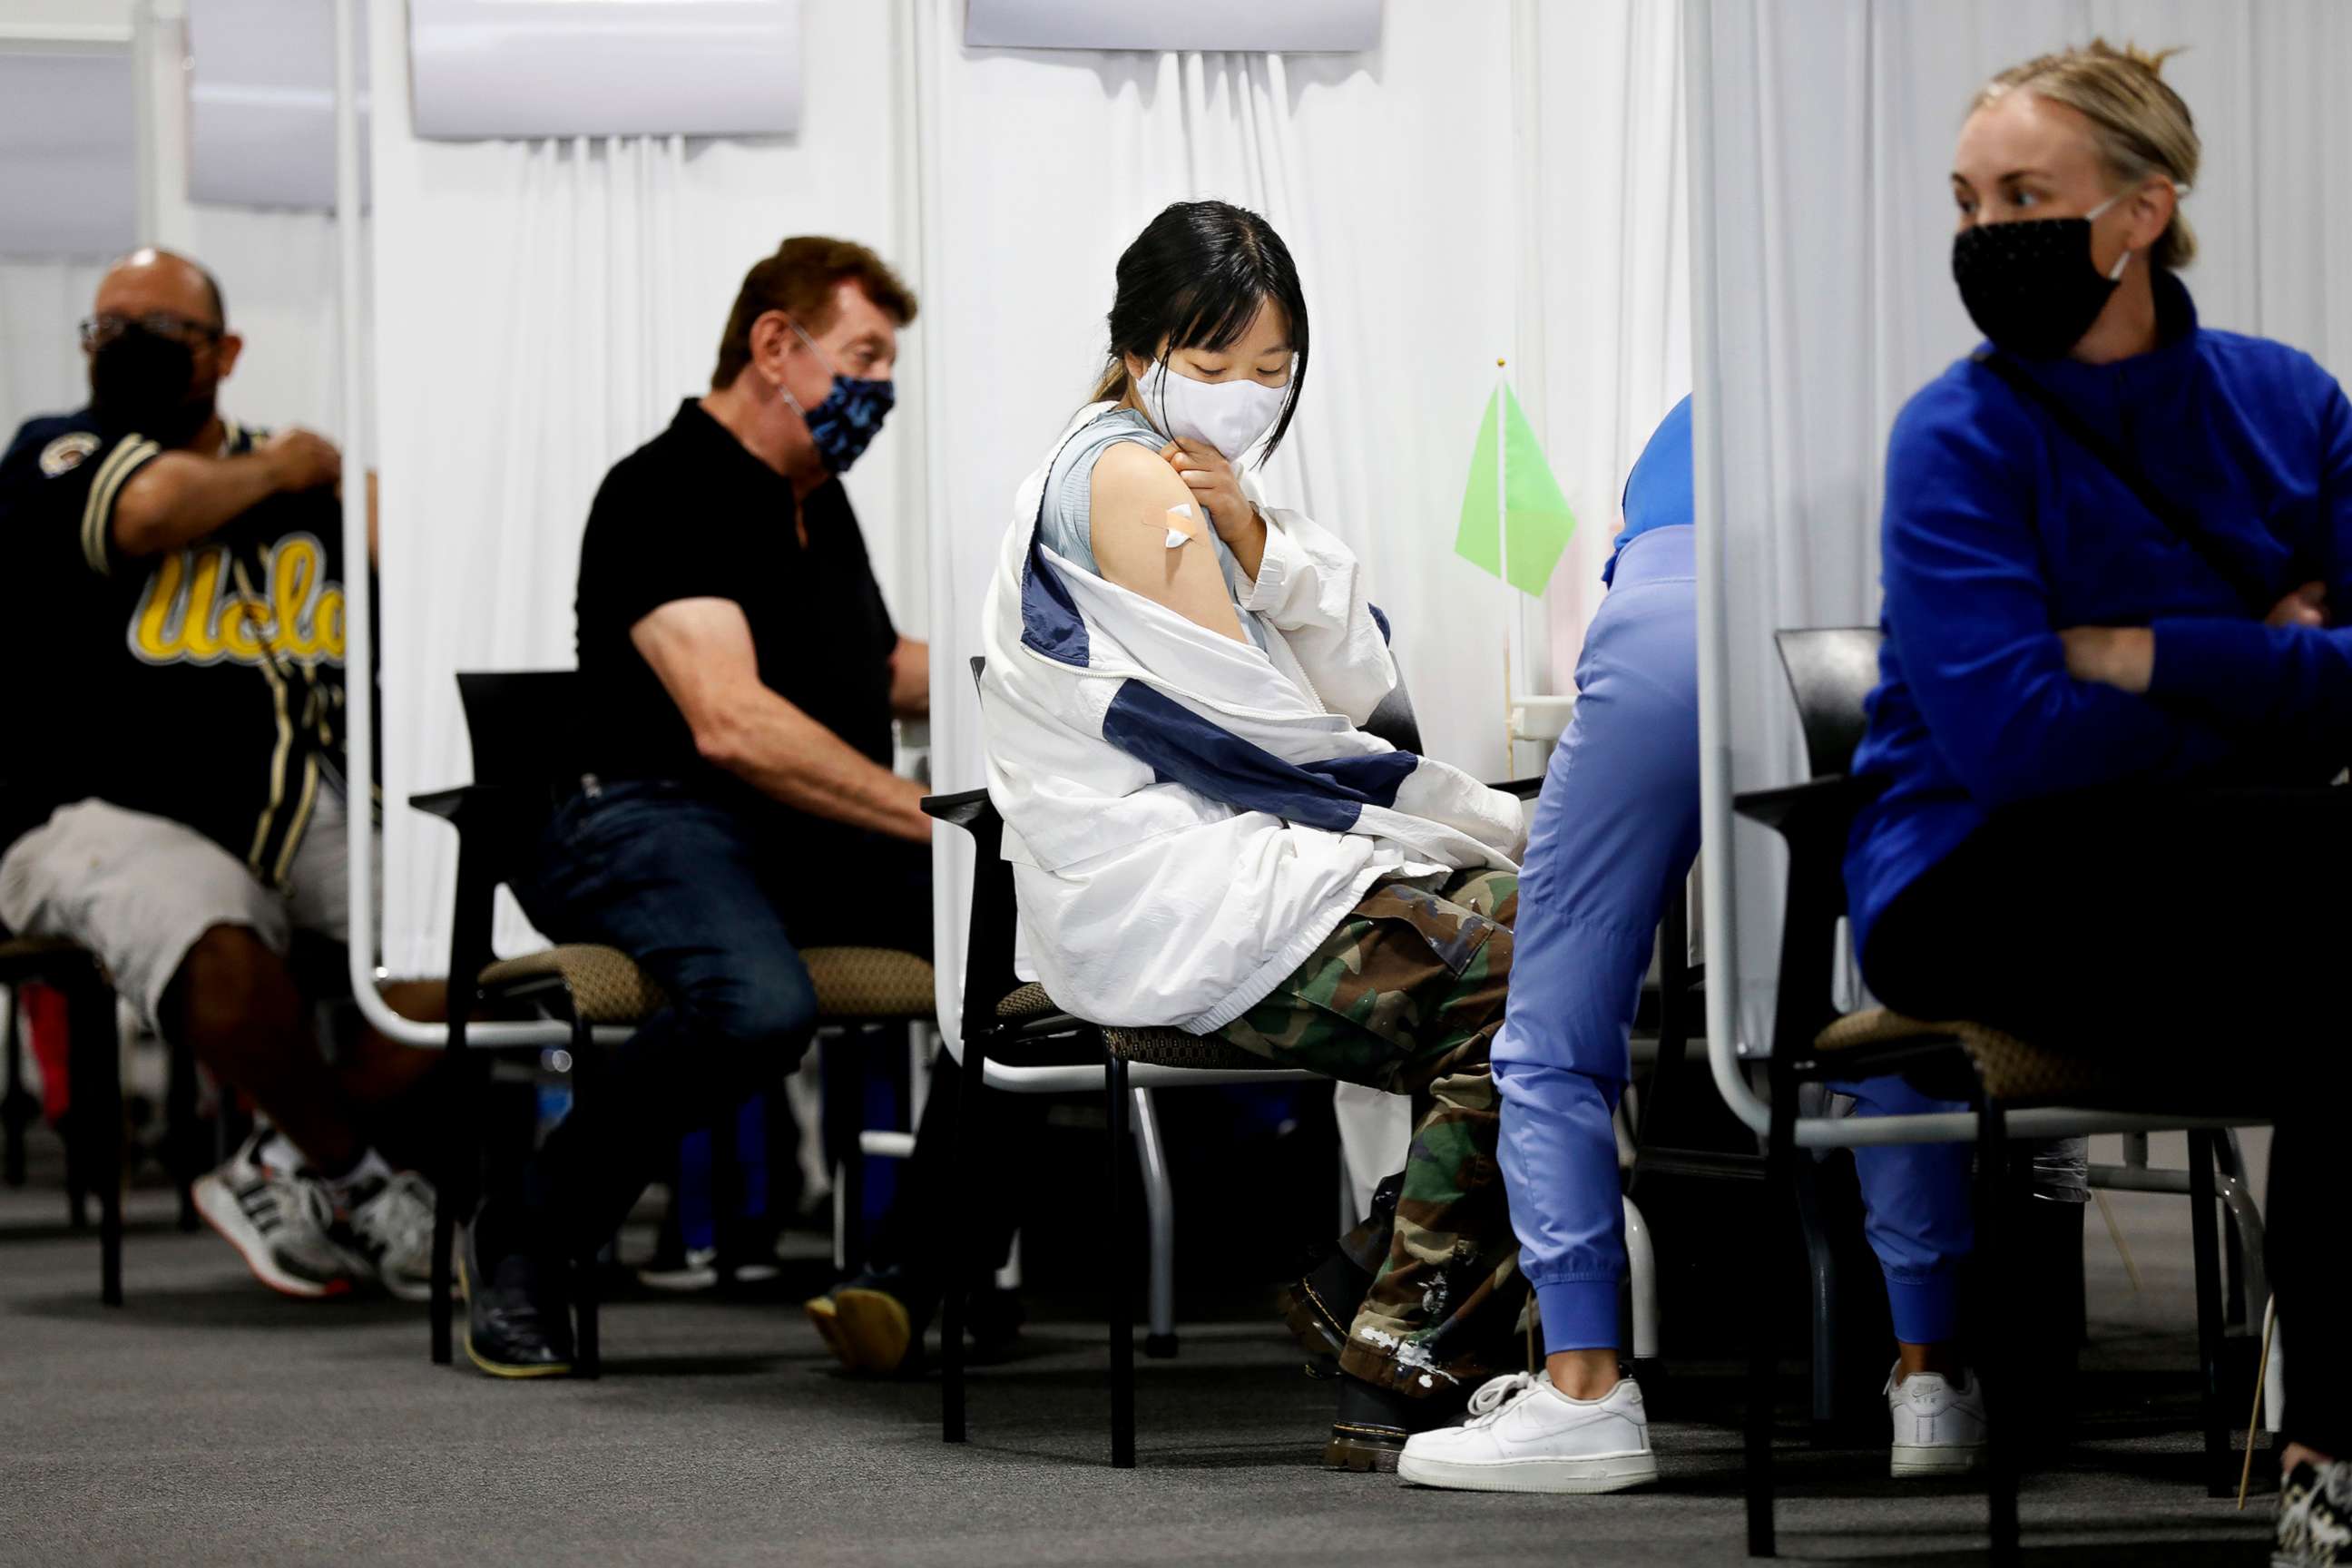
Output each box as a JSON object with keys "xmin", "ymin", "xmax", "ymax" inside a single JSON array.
[
  {"xmin": 0, "ymin": 249, "xmax": 439, "ymax": 1300},
  {"xmin": 467, "ymin": 238, "xmax": 967, "ymax": 1375}
]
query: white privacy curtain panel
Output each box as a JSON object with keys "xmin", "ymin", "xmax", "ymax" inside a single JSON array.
[
  {"xmin": 0, "ymin": 16, "xmax": 356, "ymax": 446},
  {"xmin": 1690, "ymin": 0, "xmax": 2352, "ymax": 1059},
  {"xmin": 914, "ymin": 0, "xmax": 1690, "ymax": 1045},
  {"xmin": 0, "ymin": 259, "xmax": 107, "ymax": 438},
  {"xmin": 369, "ymin": 0, "xmax": 917, "ymax": 975}
]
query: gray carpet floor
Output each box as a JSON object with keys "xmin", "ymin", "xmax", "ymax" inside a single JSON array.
[{"xmin": 0, "ymin": 1128, "xmax": 2279, "ymax": 1566}]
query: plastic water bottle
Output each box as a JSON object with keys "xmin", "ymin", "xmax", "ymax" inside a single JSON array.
[{"xmin": 534, "ymin": 1048, "xmax": 574, "ymax": 1148}]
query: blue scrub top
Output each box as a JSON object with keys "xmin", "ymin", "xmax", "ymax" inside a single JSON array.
[{"xmin": 1605, "ymin": 394, "xmax": 1693, "ymax": 585}]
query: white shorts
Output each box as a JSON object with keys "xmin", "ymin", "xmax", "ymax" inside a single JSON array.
[{"xmin": 0, "ymin": 789, "xmax": 365, "ymax": 1032}]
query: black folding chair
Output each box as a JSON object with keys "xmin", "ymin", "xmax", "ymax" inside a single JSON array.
[
  {"xmin": 1735, "ymin": 627, "xmax": 2270, "ymax": 1563},
  {"xmin": 0, "ymin": 936, "xmax": 122, "ymax": 1305},
  {"xmin": 413, "ymin": 670, "xmax": 936, "ymax": 1374},
  {"xmin": 922, "ymin": 658, "xmax": 1544, "ymax": 1467}
]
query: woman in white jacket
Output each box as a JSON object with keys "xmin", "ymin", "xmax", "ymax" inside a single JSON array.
[{"xmin": 977, "ymin": 201, "xmax": 1654, "ymax": 1489}]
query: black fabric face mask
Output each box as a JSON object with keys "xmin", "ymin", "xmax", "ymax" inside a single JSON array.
[
  {"xmin": 89, "ymin": 325, "xmax": 215, "ymax": 447},
  {"xmin": 1950, "ymin": 201, "xmax": 2129, "ymax": 360}
]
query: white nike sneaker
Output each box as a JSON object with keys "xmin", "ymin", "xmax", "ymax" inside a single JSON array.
[
  {"xmin": 1887, "ymin": 1364, "xmax": 1988, "ymax": 1477},
  {"xmin": 1396, "ymin": 1371, "xmax": 1660, "ymax": 1494},
  {"xmin": 191, "ymin": 1132, "xmax": 364, "ymax": 1299}
]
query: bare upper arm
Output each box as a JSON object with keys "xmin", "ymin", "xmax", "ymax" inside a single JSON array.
[
  {"xmin": 1088, "ymin": 441, "xmax": 1246, "ymax": 643},
  {"xmin": 628, "ymin": 596, "xmax": 765, "ymax": 738}
]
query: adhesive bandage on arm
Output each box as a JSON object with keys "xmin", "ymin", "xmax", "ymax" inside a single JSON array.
[{"xmin": 1154, "ymin": 503, "xmax": 1195, "ymax": 549}]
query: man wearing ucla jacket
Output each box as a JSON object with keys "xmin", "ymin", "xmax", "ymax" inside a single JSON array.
[{"xmin": 0, "ymin": 249, "xmax": 437, "ymax": 1303}]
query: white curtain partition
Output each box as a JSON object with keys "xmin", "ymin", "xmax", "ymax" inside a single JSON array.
[
  {"xmin": 368, "ymin": 0, "xmax": 914, "ymax": 973},
  {"xmin": 0, "ymin": 16, "xmax": 357, "ymax": 446},
  {"xmin": 367, "ymin": 0, "xmax": 1688, "ymax": 990},
  {"xmin": 1690, "ymin": 0, "xmax": 2352, "ymax": 1063}
]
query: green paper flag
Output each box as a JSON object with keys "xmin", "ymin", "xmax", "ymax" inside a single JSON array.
[{"xmin": 1453, "ymin": 383, "xmax": 1577, "ymax": 596}]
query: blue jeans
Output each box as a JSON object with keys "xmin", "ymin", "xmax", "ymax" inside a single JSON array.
[{"xmin": 511, "ymin": 779, "xmax": 930, "ymax": 1258}]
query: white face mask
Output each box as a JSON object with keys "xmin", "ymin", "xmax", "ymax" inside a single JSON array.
[{"xmin": 1136, "ymin": 359, "xmax": 1290, "ymax": 464}]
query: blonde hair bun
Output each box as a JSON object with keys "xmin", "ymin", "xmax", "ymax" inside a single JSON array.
[{"xmin": 1976, "ymin": 38, "xmax": 2200, "ymax": 270}]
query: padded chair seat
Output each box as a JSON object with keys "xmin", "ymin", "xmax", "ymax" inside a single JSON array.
[
  {"xmin": 996, "ymin": 982, "xmax": 1058, "ymax": 1020},
  {"xmin": 479, "ymin": 945, "xmax": 666, "ymax": 1025},
  {"xmin": 800, "ymin": 946, "xmax": 936, "ymax": 1020},
  {"xmin": 0, "ymin": 936, "xmax": 103, "ymax": 985},
  {"xmin": 991, "ymin": 983, "xmax": 1284, "ymax": 1072},
  {"xmin": 1816, "ymin": 1005, "xmax": 2181, "ymax": 1107},
  {"xmin": 1102, "ymin": 1027, "xmax": 1287, "ymax": 1073},
  {"xmin": 479, "ymin": 943, "xmax": 936, "ymax": 1027}
]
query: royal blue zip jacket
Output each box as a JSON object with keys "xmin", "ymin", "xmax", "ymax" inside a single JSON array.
[{"xmin": 1847, "ymin": 271, "xmax": 2352, "ymax": 961}]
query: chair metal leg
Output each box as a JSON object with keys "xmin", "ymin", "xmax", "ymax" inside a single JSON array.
[
  {"xmin": 1790, "ymin": 1156, "xmax": 1841, "ymax": 1434},
  {"xmin": 942, "ymin": 1026, "xmax": 986, "ymax": 1446},
  {"xmin": 2187, "ymin": 1130, "xmax": 2230, "ymax": 1497},
  {"xmin": 820, "ymin": 1032, "xmax": 866, "ymax": 1273},
  {"xmin": 165, "ymin": 1034, "xmax": 200, "ymax": 1230},
  {"xmin": 1622, "ymin": 1195, "xmax": 1659, "ymax": 1362},
  {"xmin": 1746, "ymin": 1083, "xmax": 1792, "ymax": 1558},
  {"xmin": 1132, "ymin": 1085, "xmax": 1178, "ymax": 1359},
  {"xmin": 58, "ymin": 985, "xmax": 89, "ymax": 1230},
  {"xmin": 570, "ymin": 1011, "xmax": 601, "ymax": 1379},
  {"xmin": 431, "ymin": 1026, "xmax": 485, "ymax": 1368},
  {"xmin": 430, "ymin": 1181, "xmax": 456, "ymax": 1365},
  {"xmin": 3, "ymin": 987, "xmax": 26, "ymax": 1189},
  {"xmin": 574, "ymin": 1250, "xmax": 602, "ymax": 1379},
  {"xmin": 68, "ymin": 975, "xmax": 124, "ymax": 1307},
  {"xmin": 1105, "ymin": 1048, "xmax": 1136, "ymax": 1468},
  {"xmin": 1975, "ymin": 1096, "xmax": 2020, "ymax": 1566},
  {"xmin": 2210, "ymin": 1131, "xmax": 2267, "ymax": 1334}
]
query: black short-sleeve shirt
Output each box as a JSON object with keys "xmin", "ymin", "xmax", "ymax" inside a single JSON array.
[{"xmin": 574, "ymin": 399, "xmax": 899, "ymax": 817}]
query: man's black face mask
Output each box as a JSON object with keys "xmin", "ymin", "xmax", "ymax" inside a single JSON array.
[{"xmin": 90, "ymin": 325, "xmax": 216, "ymax": 447}]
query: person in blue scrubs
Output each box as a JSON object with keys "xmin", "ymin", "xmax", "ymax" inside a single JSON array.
[
  {"xmin": 1406, "ymin": 389, "xmax": 2009, "ymax": 1493},
  {"xmin": 1491, "ymin": 394, "xmax": 1699, "ymax": 1390},
  {"xmin": 1396, "ymin": 397, "xmax": 1694, "ymax": 1493}
]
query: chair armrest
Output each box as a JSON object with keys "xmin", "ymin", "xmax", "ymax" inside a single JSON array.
[
  {"xmin": 1733, "ymin": 774, "xmax": 1885, "ymax": 1064},
  {"xmin": 1732, "ymin": 773, "xmax": 1881, "ymax": 842},
  {"xmin": 921, "ymin": 787, "xmax": 1024, "ymax": 1045},
  {"xmin": 921, "ymin": 787, "xmax": 995, "ymax": 832},
  {"xmin": 409, "ymin": 783, "xmax": 539, "ymax": 839}
]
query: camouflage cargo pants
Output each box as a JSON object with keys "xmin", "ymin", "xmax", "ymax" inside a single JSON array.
[{"xmin": 1216, "ymin": 867, "xmax": 1520, "ymax": 1394}]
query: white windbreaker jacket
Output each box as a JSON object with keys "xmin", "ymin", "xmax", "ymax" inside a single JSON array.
[{"xmin": 977, "ymin": 407, "xmax": 1525, "ymax": 1033}]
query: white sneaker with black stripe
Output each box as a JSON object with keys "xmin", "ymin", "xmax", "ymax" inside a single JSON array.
[
  {"xmin": 328, "ymin": 1168, "xmax": 439, "ymax": 1302},
  {"xmin": 191, "ymin": 1132, "xmax": 364, "ymax": 1299}
]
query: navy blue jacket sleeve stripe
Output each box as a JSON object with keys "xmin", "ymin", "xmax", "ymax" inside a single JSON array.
[{"xmin": 1100, "ymin": 679, "xmax": 1415, "ymax": 833}]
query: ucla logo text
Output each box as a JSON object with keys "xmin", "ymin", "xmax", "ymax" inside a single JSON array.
[{"xmin": 125, "ymin": 531, "xmax": 346, "ymax": 669}]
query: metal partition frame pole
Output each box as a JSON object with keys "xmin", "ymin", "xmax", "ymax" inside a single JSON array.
[
  {"xmin": 330, "ymin": 0, "xmax": 611, "ymax": 1054},
  {"xmin": 1682, "ymin": 0, "xmax": 1770, "ymax": 1142}
]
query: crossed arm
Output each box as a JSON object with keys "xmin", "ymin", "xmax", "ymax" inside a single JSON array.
[{"xmin": 112, "ymin": 427, "xmax": 344, "ymax": 558}]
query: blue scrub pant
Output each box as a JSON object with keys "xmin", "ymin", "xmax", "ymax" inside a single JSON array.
[{"xmin": 1494, "ymin": 524, "xmax": 1969, "ymax": 1353}]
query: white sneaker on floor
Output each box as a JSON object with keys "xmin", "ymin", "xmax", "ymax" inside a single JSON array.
[
  {"xmin": 1396, "ymin": 1371, "xmax": 1659, "ymax": 1494},
  {"xmin": 191, "ymin": 1133, "xmax": 363, "ymax": 1299},
  {"xmin": 329, "ymin": 1168, "xmax": 439, "ymax": 1302},
  {"xmin": 637, "ymin": 1247, "xmax": 720, "ymax": 1293},
  {"xmin": 1887, "ymin": 1364, "xmax": 1988, "ymax": 1477}
]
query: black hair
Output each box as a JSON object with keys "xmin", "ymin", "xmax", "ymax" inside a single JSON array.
[{"xmin": 1089, "ymin": 200, "xmax": 1309, "ymax": 463}]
